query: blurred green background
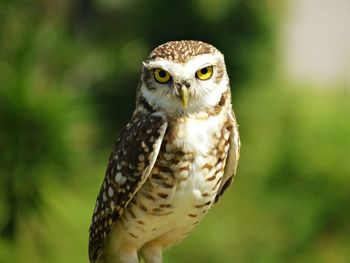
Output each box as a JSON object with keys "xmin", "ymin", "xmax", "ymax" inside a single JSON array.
[{"xmin": 1, "ymin": 0, "xmax": 349, "ymax": 262}]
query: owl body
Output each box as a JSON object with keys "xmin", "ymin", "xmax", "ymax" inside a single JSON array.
[{"xmin": 89, "ymin": 41, "xmax": 240, "ymax": 263}]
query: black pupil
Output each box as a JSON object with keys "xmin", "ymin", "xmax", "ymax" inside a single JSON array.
[
  {"xmin": 201, "ymin": 68, "xmax": 208, "ymax": 74},
  {"xmin": 159, "ymin": 70, "xmax": 166, "ymax": 78}
]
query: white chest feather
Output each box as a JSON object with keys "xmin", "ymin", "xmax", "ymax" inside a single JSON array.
[
  {"xmin": 163, "ymin": 112, "xmax": 228, "ymax": 218},
  {"xmin": 175, "ymin": 113, "xmax": 224, "ymax": 154},
  {"xmin": 174, "ymin": 113, "xmax": 225, "ymax": 182}
]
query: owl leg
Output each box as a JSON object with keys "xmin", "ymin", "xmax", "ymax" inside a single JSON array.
[
  {"xmin": 140, "ymin": 244, "xmax": 162, "ymax": 263},
  {"xmin": 118, "ymin": 248, "xmax": 139, "ymax": 263}
]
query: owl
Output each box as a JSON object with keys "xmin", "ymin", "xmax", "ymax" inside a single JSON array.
[{"xmin": 89, "ymin": 40, "xmax": 240, "ymax": 263}]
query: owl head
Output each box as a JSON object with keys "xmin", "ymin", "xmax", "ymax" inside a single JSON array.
[{"xmin": 139, "ymin": 40, "xmax": 230, "ymax": 115}]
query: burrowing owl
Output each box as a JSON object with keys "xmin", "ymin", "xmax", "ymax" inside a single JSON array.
[{"xmin": 89, "ymin": 40, "xmax": 240, "ymax": 263}]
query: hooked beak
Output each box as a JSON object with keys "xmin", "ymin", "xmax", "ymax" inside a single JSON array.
[{"xmin": 179, "ymin": 86, "xmax": 189, "ymax": 108}]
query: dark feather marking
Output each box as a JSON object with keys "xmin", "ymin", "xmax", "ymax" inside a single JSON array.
[
  {"xmin": 157, "ymin": 193, "xmax": 168, "ymax": 199},
  {"xmin": 154, "ymin": 180, "xmax": 173, "ymax": 189},
  {"xmin": 202, "ymin": 163, "xmax": 214, "ymax": 170},
  {"xmin": 139, "ymin": 203, "xmax": 148, "ymax": 212},
  {"xmin": 128, "ymin": 208, "xmax": 136, "ymax": 219},
  {"xmin": 128, "ymin": 232, "xmax": 138, "ymax": 239},
  {"xmin": 156, "ymin": 164, "xmax": 173, "ymax": 174},
  {"xmin": 88, "ymin": 112, "xmax": 167, "ymax": 261},
  {"xmin": 215, "ymin": 176, "xmax": 233, "ymax": 203},
  {"xmin": 159, "ymin": 204, "xmax": 172, "ymax": 208},
  {"xmin": 206, "ymin": 175, "xmax": 217, "ymax": 182},
  {"xmin": 142, "ymin": 192, "xmax": 156, "ymax": 201},
  {"xmin": 151, "ymin": 173, "xmax": 165, "ymax": 180}
]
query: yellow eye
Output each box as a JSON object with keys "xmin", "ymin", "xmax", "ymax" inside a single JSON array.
[
  {"xmin": 196, "ymin": 66, "xmax": 213, "ymax": 80},
  {"xmin": 154, "ymin": 68, "xmax": 171, "ymax": 83}
]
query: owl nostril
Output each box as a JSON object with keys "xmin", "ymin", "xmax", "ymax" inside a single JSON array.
[{"xmin": 175, "ymin": 81, "xmax": 191, "ymax": 89}]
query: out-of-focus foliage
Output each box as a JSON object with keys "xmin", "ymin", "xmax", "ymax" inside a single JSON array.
[{"xmin": 0, "ymin": 0, "xmax": 349, "ymax": 262}]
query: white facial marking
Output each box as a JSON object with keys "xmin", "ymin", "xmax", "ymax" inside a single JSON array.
[{"xmin": 142, "ymin": 52, "xmax": 228, "ymax": 115}]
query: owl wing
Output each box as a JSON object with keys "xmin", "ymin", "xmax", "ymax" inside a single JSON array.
[
  {"xmin": 215, "ymin": 111, "xmax": 240, "ymax": 202},
  {"xmin": 88, "ymin": 112, "xmax": 167, "ymax": 261}
]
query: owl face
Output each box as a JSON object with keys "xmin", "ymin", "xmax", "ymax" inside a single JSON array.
[{"xmin": 140, "ymin": 41, "xmax": 229, "ymax": 115}]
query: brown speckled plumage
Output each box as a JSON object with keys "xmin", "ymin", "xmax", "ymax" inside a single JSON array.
[
  {"xmin": 89, "ymin": 40, "xmax": 240, "ymax": 263},
  {"xmin": 149, "ymin": 40, "xmax": 217, "ymax": 63},
  {"xmin": 89, "ymin": 113, "xmax": 167, "ymax": 260}
]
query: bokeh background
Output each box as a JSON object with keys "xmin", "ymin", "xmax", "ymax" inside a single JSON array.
[{"xmin": 1, "ymin": 0, "xmax": 350, "ymax": 262}]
